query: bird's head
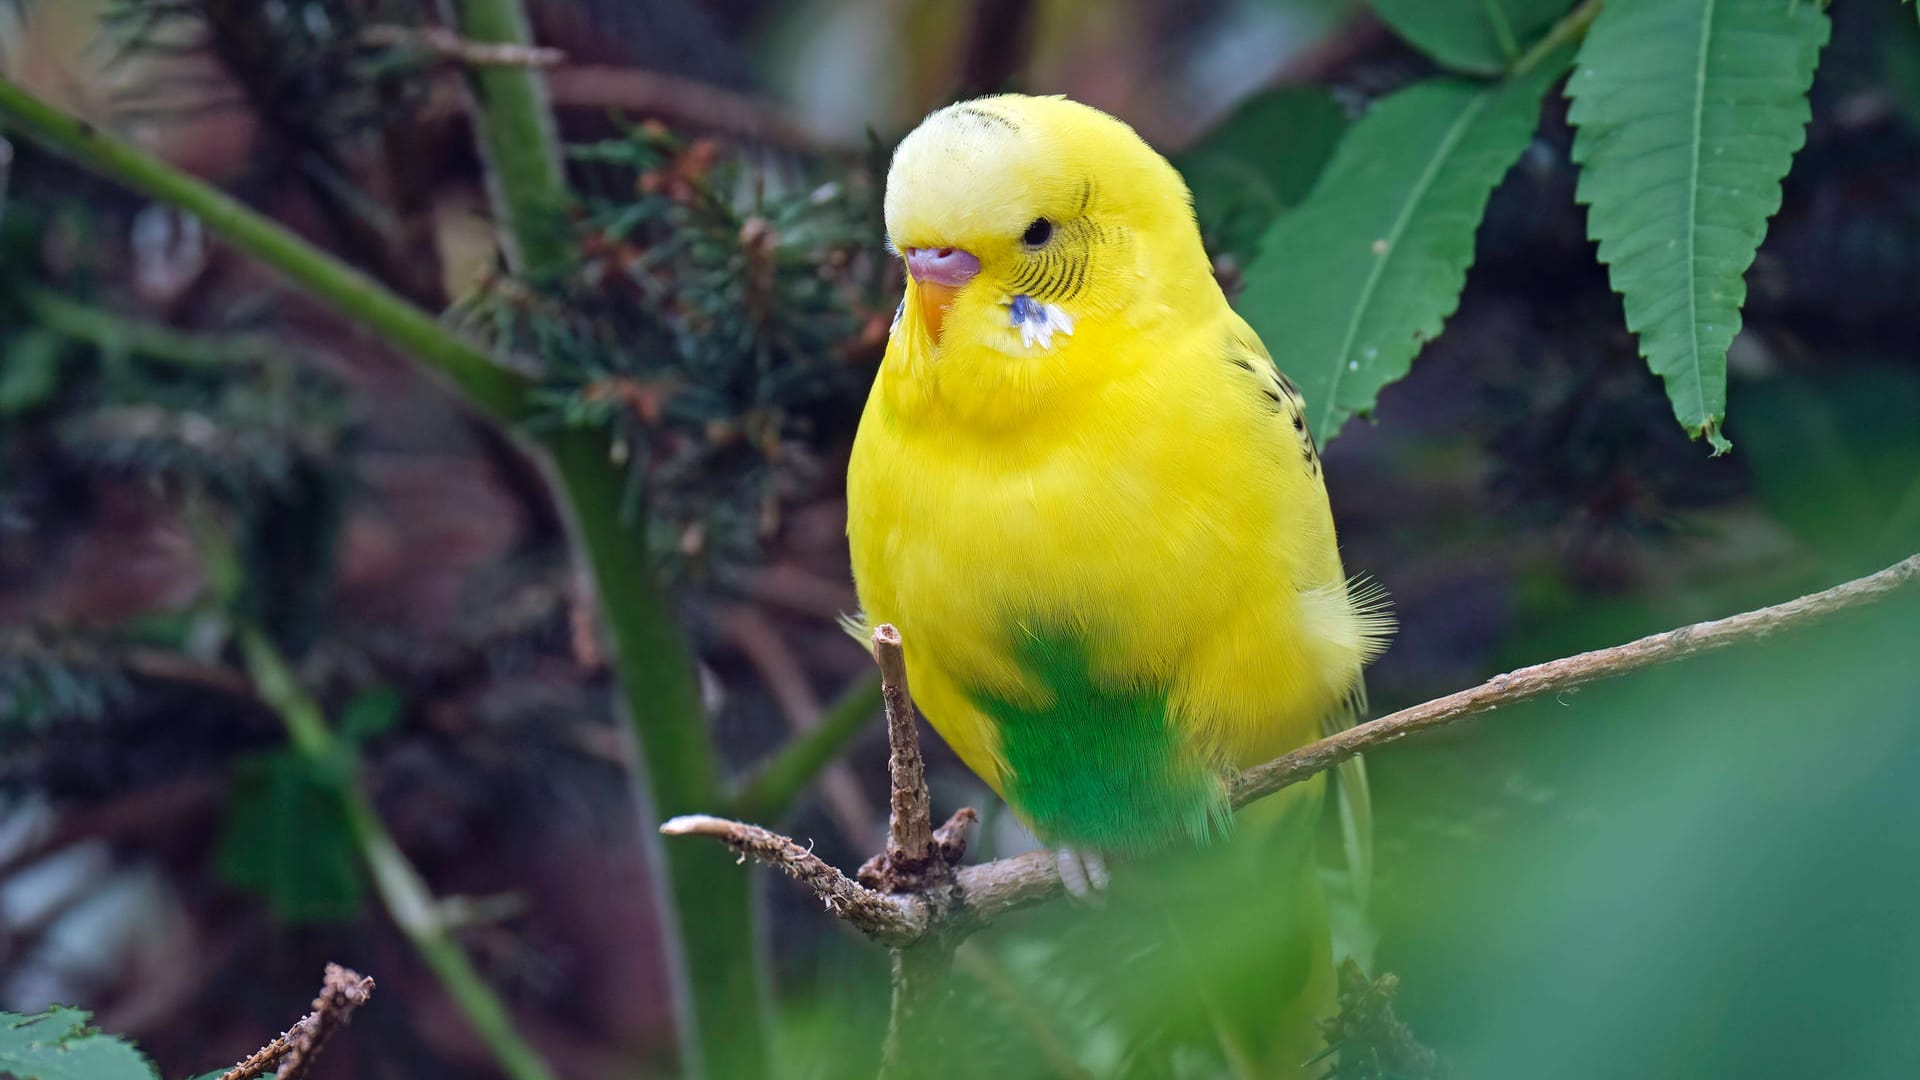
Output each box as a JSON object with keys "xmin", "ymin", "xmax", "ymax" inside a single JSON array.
[{"xmin": 883, "ymin": 95, "xmax": 1214, "ymax": 376}]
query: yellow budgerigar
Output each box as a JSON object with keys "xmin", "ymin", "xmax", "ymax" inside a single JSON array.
[{"xmin": 847, "ymin": 93, "xmax": 1391, "ymax": 1070}]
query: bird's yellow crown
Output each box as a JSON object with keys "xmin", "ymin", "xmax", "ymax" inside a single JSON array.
[{"xmin": 880, "ymin": 94, "xmax": 1220, "ymax": 429}]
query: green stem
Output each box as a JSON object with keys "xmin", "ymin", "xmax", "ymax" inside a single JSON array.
[
  {"xmin": 548, "ymin": 429, "xmax": 768, "ymax": 1080},
  {"xmin": 17, "ymin": 285, "xmax": 276, "ymax": 368},
  {"xmin": 236, "ymin": 624, "xmax": 557, "ymax": 1080},
  {"xmin": 1512, "ymin": 0, "xmax": 1602, "ymax": 78},
  {"xmin": 1481, "ymin": 0, "xmax": 1521, "ymax": 63},
  {"xmin": 441, "ymin": 2, "xmax": 772, "ymax": 1073},
  {"xmin": 441, "ymin": 0, "xmax": 573, "ymax": 281},
  {"xmin": 0, "ymin": 76, "xmax": 531, "ymax": 422},
  {"xmin": 730, "ymin": 671, "xmax": 883, "ymax": 823}
]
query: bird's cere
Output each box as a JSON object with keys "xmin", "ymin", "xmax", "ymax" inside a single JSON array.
[
  {"xmin": 904, "ymin": 246, "xmax": 981, "ymax": 287},
  {"xmin": 1009, "ymin": 293, "xmax": 1075, "ymax": 349}
]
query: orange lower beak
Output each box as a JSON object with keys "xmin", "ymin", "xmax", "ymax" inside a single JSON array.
[{"xmin": 914, "ymin": 280, "xmax": 960, "ymax": 343}]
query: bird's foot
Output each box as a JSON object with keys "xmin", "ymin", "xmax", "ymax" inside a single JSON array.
[{"xmin": 1055, "ymin": 847, "xmax": 1112, "ymax": 906}]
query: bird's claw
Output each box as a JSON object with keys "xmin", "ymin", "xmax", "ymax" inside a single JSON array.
[{"xmin": 1055, "ymin": 847, "xmax": 1111, "ymax": 906}]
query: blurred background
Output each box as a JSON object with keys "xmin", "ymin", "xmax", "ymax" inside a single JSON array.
[{"xmin": 2, "ymin": 1, "xmax": 1919, "ymax": 1077}]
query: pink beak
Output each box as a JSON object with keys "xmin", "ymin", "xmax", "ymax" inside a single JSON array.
[{"xmin": 904, "ymin": 246, "xmax": 981, "ymax": 287}]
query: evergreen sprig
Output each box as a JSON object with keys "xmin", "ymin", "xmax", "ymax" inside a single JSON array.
[{"xmin": 459, "ymin": 125, "xmax": 889, "ymax": 582}]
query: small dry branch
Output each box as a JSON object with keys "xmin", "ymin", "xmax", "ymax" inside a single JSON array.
[
  {"xmin": 659, "ymin": 814, "xmax": 924, "ymax": 946},
  {"xmin": 214, "ymin": 963, "xmax": 374, "ymax": 1080},
  {"xmin": 362, "ymin": 25, "xmax": 566, "ymax": 67}
]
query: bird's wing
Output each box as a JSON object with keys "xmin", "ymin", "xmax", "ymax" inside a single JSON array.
[{"xmin": 1222, "ymin": 317, "xmax": 1383, "ymax": 903}]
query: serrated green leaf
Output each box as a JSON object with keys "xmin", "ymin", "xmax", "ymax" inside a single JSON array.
[
  {"xmin": 1239, "ymin": 54, "xmax": 1569, "ymax": 445},
  {"xmin": 1179, "ymin": 87, "xmax": 1347, "ymax": 264},
  {"xmin": 1567, "ymin": 0, "xmax": 1829, "ymax": 454},
  {"xmin": 1371, "ymin": 0, "xmax": 1574, "ymax": 74},
  {"xmin": 0, "ymin": 1006, "xmax": 159, "ymax": 1080},
  {"xmin": 217, "ymin": 749, "xmax": 365, "ymax": 923}
]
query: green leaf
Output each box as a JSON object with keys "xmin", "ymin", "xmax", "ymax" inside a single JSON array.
[
  {"xmin": 1239, "ymin": 53, "xmax": 1570, "ymax": 445},
  {"xmin": 1179, "ymin": 87, "xmax": 1347, "ymax": 264},
  {"xmin": 1371, "ymin": 0, "xmax": 1575, "ymax": 74},
  {"xmin": 217, "ymin": 749, "xmax": 365, "ymax": 923},
  {"xmin": 0, "ymin": 329, "xmax": 65, "ymax": 416},
  {"xmin": 1567, "ymin": 0, "xmax": 1829, "ymax": 454},
  {"xmin": 338, "ymin": 685, "xmax": 401, "ymax": 743},
  {"xmin": 0, "ymin": 1006, "xmax": 158, "ymax": 1080}
]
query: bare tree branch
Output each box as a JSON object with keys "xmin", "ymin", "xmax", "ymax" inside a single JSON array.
[
  {"xmin": 658, "ymin": 814, "xmax": 923, "ymax": 945},
  {"xmin": 661, "ymin": 552, "xmax": 1920, "ymax": 942},
  {"xmin": 273, "ymin": 963, "xmax": 375, "ymax": 1079},
  {"xmin": 545, "ymin": 66, "xmax": 856, "ymax": 152},
  {"xmin": 213, "ymin": 964, "xmax": 375, "ymax": 1080},
  {"xmin": 876, "ymin": 625, "xmax": 935, "ymax": 876},
  {"xmin": 1232, "ymin": 549, "xmax": 1920, "ymax": 809}
]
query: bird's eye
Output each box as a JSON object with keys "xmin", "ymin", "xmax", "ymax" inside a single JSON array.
[{"xmin": 1022, "ymin": 217, "xmax": 1054, "ymax": 247}]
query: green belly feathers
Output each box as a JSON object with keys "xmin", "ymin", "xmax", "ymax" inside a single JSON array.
[{"xmin": 965, "ymin": 629, "xmax": 1231, "ymax": 853}]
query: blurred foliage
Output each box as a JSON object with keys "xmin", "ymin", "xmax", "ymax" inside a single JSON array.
[
  {"xmin": 216, "ymin": 747, "xmax": 363, "ymax": 923},
  {"xmin": 1737, "ymin": 365, "xmax": 1920, "ymax": 578},
  {"xmin": 101, "ymin": 0, "xmax": 432, "ymax": 134},
  {"xmin": 1176, "ymin": 85, "xmax": 1345, "ymax": 270},
  {"xmin": 1377, "ymin": 592, "xmax": 1920, "ymax": 1080},
  {"xmin": 0, "ymin": 630, "xmax": 132, "ymax": 732},
  {"xmin": 457, "ymin": 122, "xmax": 889, "ymax": 582}
]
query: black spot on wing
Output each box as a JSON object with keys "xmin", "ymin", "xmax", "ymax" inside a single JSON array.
[{"xmin": 1224, "ymin": 328, "xmax": 1321, "ymax": 476}]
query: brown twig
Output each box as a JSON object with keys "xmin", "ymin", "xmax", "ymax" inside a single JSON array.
[
  {"xmin": 1232, "ymin": 550, "xmax": 1920, "ymax": 809},
  {"xmin": 212, "ymin": 964, "xmax": 375, "ymax": 1080},
  {"xmin": 274, "ymin": 963, "xmax": 376, "ymax": 1079},
  {"xmin": 545, "ymin": 66, "xmax": 856, "ymax": 153},
  {"xmin": 863, "ymin": 625, "xmax": 968, "ymax": 1079},
  {"xmin": 659, "ymin": 813, "xmax": 922, "ymax": 943},
  {"xmin": 661, "ymin": 553, "xmax": 1920, "ymax": 944},
  {"xmin": 218, "ymin": 1025, "xmax": 299, "ymax": 1080},
  {"xmin": 362, "ymin": 24, "xmax": 566, "ymax": 67},
  {"xmin": 875, "ymin": 626, "xmax": 935, "ymax": 879}
]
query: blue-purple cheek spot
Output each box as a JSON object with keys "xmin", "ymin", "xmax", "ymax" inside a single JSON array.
[{"xmin": 1009, "ymin": 294, "xmax": 1044, "ymax": 327}]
